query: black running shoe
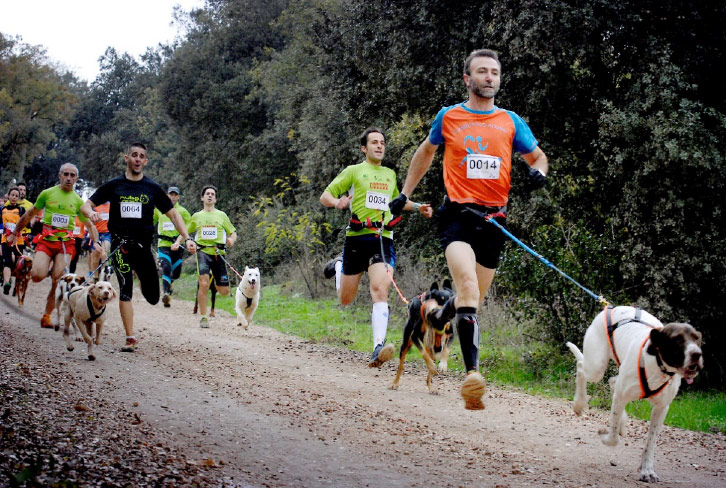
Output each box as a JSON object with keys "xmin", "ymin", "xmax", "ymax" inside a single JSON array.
[{"xmin": 323, "ymin": 253, "xmax": 342, "ymax": 279}]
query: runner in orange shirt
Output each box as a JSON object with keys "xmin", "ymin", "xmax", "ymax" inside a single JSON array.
[{"xmin": 392, "ymin": 49, "xmax": 548, "ymax": 410}]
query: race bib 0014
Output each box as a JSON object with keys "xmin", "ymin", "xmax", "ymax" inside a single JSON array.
[
  {"xmin": 51, "ymin": 213, "xmax": 70, "ymax": 228},
  {"xmin": 200, "ymin": 226, "xmax": 218, "ymax": 240},
  {"xmin": 466, "ymin": 154, "xmax": 501, "ymax": 179},
  {"xmin": 365, "ymin": 191, "xmax": 389, "ymax": 211},
  {"xmin": 120, "ymin": 202, "xmax": 142, "ymax": 219},
  {"xmin": 162, "ymin": 221, "xmax": 175, "ymax": 232}
]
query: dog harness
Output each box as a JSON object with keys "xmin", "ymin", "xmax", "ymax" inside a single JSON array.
[
  {"xmin": 604, "ymin": 306, "xmax": 673, "ymax": 399},
  {"xmin": 67, "ymin": 287, "xmax": 106, "ymax": 321},
  {"xmin": 637, "ymin": 337, "xmax": 674, "ymax": 399}
]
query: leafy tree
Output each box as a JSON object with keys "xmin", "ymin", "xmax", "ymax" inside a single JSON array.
[{"xmin": 0, "ymin": 33, "xmax": 78, "ymax": 185}]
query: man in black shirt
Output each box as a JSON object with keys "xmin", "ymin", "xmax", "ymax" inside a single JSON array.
[{"xmin": 81, "ymin": 143, "xmax": 193, "ymax": 352}]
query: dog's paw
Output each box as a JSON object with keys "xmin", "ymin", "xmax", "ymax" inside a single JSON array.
[
  {"xmin": 428, "ymin": 387, "xmax": 440, "ymax": 395},
  {"xmin": 67, "ymin": 345, "xmax": 74, "ymax": 352},
  {"xmin": 572, "ymin": 401, "xmax": 586, "ymax": 416},
  {"xmin": 598, "ymin": 428, "xmax": 619, "ymax": 446},
  {"xmin": 88, "ymin": 354, "xmax": 96, "ymax": 361},
  {"xmin": 639, "ymin": 468, "xmax": 659, "ymax": 483},
  {"xmin": 437, "ymin": 361, "xmax": 448, "ymax": 373},
  {"xmin": 389, "ymin": 383, "xmax": 399, "ymax": 391}
]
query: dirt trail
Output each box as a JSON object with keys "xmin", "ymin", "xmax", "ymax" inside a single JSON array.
[{"xmin": 1, "ymin": 273, "xmax": 724, "ymax": 487}]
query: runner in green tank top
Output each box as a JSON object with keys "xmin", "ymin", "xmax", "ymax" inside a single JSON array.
[
  {"xmin": 320, "ymin": 127, "xmax": 433, "ymax": 367},
  {"xmin": 186, "ymin": 185, "xmax": 237, "ymax": 328},
  {"xmin": 8, "ymin": 164, "xmax": 103, "ymax": 328}
]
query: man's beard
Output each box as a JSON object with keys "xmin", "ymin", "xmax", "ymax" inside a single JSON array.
[{"xmin": 471, "ymin": 81, "xmax": 499, "ymax": 99}]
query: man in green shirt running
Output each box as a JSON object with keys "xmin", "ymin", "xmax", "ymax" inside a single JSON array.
[
  {"xmin": 154, "ymin": 186, "xmax": 192, "ymax": 307},
  {"xmin": 186, "ymin": 185, "xmax": 237, "ymax": 328},
  {"xmin": 320, "ymin": 127, "xmax": 432, "ymax": 367},
  {"xmin": 8, "ymin": 164, "xmax": 103, "ymax": 327}
]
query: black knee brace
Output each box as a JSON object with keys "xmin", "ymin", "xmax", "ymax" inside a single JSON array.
[{"xmin": 455, "ymin": 307, "xmax": 479, "ymax": 372}]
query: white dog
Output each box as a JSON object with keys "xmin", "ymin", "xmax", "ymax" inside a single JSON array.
[
  {"xmin": 566, "ymin": 306, "xmax": 703, "ymax": 483},
  {"xmin": 235, "ymin": 266, "xmax": 260, "ymax": 329},
  {"xmin": 54, "ymin": 273, "xmax": 86, "ymax": 332},
  {"xmin": 62, "ymin": 281, "xmax": 117, "ymax": 360}
]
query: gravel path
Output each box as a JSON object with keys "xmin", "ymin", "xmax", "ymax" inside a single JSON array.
[{"xmin": 1, "ymin": 274, "xmax": 724, "ymax": 487}]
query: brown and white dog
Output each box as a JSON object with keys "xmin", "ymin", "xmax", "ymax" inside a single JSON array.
[
  {"xmin": 566, "ymin": 306, "xmax": 703, "ymax": 483},
  {"xmin": 54, "ymin": 273, "xmax": 86, "ymax": 332},
  {"xmin": 62, "ymin": 281, "xmax": 117, "ymax": 360},
  {"xmin": 390, "ymin": 280, "xmax": 455, "ymax": 395},
  {"xmin": 13, "ymin": 254, "xmax": 33, "ymax": 307}
]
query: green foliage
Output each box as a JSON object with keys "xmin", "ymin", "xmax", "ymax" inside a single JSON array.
[
  {"xmin": 0, "ymin": 33, "xmax": 78, "ymax": 186},
  {"xmin": 250, "ymin": 173, "xmax": 332, "ymax": 297}
]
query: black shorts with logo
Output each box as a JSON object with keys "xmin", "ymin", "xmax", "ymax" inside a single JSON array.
[
  {"xmin": 196, "ymin": 251, "xmax": 230, "ymax": 287},
  {"xmin": 435, "ymin": 198, "xmax": 507, "ymax": 269},
  {"xmin": 111, "ymin": 237, "xmax": 159, "ymax": 303},
  {"xmin": 342, "ymin": 234, "xmax": 396, "ymax": 276}
]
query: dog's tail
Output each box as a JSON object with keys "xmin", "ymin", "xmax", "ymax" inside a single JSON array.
[{"xmin": 565, "ymin": 341, "xmax": 584, "ymax": 362}]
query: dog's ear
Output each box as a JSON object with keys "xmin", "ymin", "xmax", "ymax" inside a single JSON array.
[
  {"xmin": 430, "ymin": 282, "xmax": 439, "ymax": 291},
  {"xmin": 647, "ymin": 328, "xmax": 663, "ymax": 356},
  {"xmin": 443, "ymin": 279, "xmax": 452, "ymax": 290},
  {"xmin": 245, "ymin": 266, "xmax": 250, "ymax": 272}
]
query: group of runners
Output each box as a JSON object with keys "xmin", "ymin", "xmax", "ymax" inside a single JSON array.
[{"xmin": 3, "ymin": 48, "xmax": 548, "ymax": 411}]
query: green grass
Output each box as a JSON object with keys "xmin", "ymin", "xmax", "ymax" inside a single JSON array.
[{"xmin": 172, "ymin": 273, "xmax": 725, "ymax": 434}]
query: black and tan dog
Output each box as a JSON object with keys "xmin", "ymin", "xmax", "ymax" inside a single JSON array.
[{"xmin": 390, "ymin": 280, "xmax": 455, "ymax": 394}]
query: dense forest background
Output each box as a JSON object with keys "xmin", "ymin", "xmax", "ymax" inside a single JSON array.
[{"xmin": 2, "ymin": 0, "xmax": 724, "ymax": 388}]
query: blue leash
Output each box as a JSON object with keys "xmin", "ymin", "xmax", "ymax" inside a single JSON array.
[{"xmin": 467, "ymin": 208, "xmax": 610, "ymax": 307}]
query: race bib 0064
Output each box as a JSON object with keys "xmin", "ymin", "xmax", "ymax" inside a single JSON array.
[
  {"xmin": 51, "ymin": 213, "xmax": 70, "ymax": 228},
  {"xmin": 365, "ymin": 191, "xmax": 389, "ymax": 211},
  {"xmin": 466, "ymin": 154, "xmax": 501, "ymax": 179},
  {"xmin": 120, "ymin": 202, "xmax": 142, "ymax": 219}
]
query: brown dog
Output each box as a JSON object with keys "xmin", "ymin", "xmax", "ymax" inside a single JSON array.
[
  {"xmin": 12, "ymin": 254, "xmax": 33, "ymax": 307},
  {"xmin": 390, "ymin": 280, "xmax": 456, "ymax": 394},
  {"xmin": 62, "ymin": 281, "xmax": 117, "ymax": 360}
]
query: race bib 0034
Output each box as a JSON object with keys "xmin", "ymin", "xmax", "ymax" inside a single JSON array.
[
  {"xmin": 365, "ymin": 191, "xmax": 389, "ymax": 211},
  {"xmin": 200, "ymin": 226, "xmax": 218, "ymax": 240},
  {"xmin": 466, "ymin": 154, "xmax": 501, "ymax": 179},
  {"xmin": 162, "ymin": 221, "xmax": 175, "ymax": 232},
  {"xmin": 120, "ymin": 202, "xmax": 142, "ymax": 219},
  {"xmin": 51, "ymin": 213, "xmax": 70, "ymax": 228}
]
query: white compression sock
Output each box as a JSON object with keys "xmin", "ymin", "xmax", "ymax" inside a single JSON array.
[
  {"xmin": 334, "ymin": 259, "xmax": 343, "ymax": 292},
  {"xmin": 371, "ymin": 301, "xmax": 389, "ymax": 346}
]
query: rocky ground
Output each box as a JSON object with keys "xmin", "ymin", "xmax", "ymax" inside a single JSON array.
[{"xmin": 1, "ymin": 272, "xmax": 725, "ymax": 487}]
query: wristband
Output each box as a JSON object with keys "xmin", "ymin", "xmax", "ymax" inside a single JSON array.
[{"xmin": 413, "ymin": 202, "xmax": 419, "ymax": 212}]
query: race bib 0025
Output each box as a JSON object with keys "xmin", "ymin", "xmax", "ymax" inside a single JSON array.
[
  {"xmin": 466, "ymin": 154, "xmax": 501, "ymax": 179},
  {"xmin": 365, "ymin": 191, "xmax": 389, "ymax": 211},
  {"xmin": 200, "ymin": 226, "xmax": 218, "ymax": 240},
  {"xmin": 120, "ymin": 202, "xmax": 142, "ymax": 219},
  {"xmin": 51, "ymin": 213, "xmax": 70, "ymax": 228}
]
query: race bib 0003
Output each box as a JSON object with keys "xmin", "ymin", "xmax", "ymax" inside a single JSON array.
[
  {"xmin": 120, "ymin": 202, "xmax": 142, "ymax": 219},
  {"xmin": 51, "ymin": 213, "xmax": 70, "ymax": 228},
  {"xmin": 200, "ymin": 226, "xmax": 218, "ymax": 240},
  {"xmin": 466, "ymin": 154, "xmax": 501, "ymax": 179},
  {"xmin": 365, "ymin": 191, "xmax": 389, "ymax": 211}
]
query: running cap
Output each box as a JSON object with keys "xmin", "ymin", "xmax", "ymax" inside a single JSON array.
[{"xmin": 167, "ymin": 186, "xmax": 180, "ymax": 194}]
